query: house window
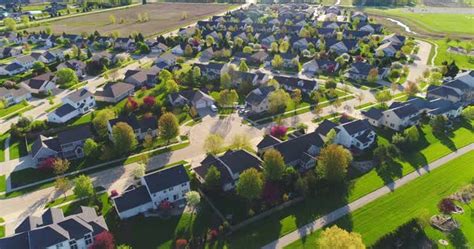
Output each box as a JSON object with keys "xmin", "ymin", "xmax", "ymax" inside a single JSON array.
[
  {"xmin": 181, "ymin": 183, "xmax": 187, "ymax": 187},
  {"xmin": 85, "ymin": 234, "xmax": 93, "ymax": 245},
  {"xmin": 69, "ymin": 240, "xmax": 78, "ymax": 249},
  {"xmin": 169, "ymin": 187, "xmax": 174, "ymax": 191}
]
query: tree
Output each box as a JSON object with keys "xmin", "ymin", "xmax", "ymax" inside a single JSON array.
[
  {"xmin": 185, "ymin": 191, "xmax": 201, "ymax": 213},
  {"xmin": 263, "ymin": 149, "xmax": 286, "ymax": 182},
  {"xmin": 324, "ymin": 129, "xmax": 337, "ymax": 145},
  {"xmin": 84, "ymin": 138, "xmax": 99, "ymax": 158},
  {"xmin": 109, "ymin": 14, "xmax": 116, "ymax": 24},
  {"xmin": 324, "ymin": 79, "xmax": 337, "ymax": 89},
  {"xmin": 430, "ymin": 115, "xmax": 447, "ymax": 134},
  {"xmin": 159, "ymin": 112, "xmax": 180, "ymax": 144},
  {"xmin": 236, "ymin": 168, "xmax": 264, "ymax": 202},
  {"xmin": 92, "ymin": 108, "xmax": 115, "ymax": 138},
  {"xmin": 462, "ymin": 106, "xmax": 474, "ymax": 121},
  {"xmin": 90, "ymin": 231, "xmax": 115, "ymax": 249},
  {"xmin": 268, "ymin": 89, "xmax": 290, "ymax": 114},
  {"xmin": 32, "ymin": 61, "xmax": 48, "ymax": 74},
  {"xmin": 159, "ymin": 69, "xmax": 173, "ymax": 82},
  {"xmin": 204, "ymin": 165, "xmax": 221, "ymax": 190},
  {"xmin": 184, "ymin": 44, "xmax": 193, "ymax": 57},
  {"xmin": 125, "ymin": 97, "xmax": 139, "ymax": 113},
  {"xmin": 53, "ymin": 158, "xmax": 70, "ymax": 175},
  {"xmin": 404, "ymin": 81, "xmax": 419, "ymax": 96},
  {"xmin": 271, "ymin": 54, "xmax": 284, "ymax": 69},
  {"xmin": 270, "ymin": 125, "xmax": 288, "ymax": 139},
  {"xmin": 367, "ymin": 67, "xmax": 379, "ymax": 83},
  {"xmin": 231, "ymin": 134, "xmax": 252, "ymax": 151},
  {"xmin": 3, "ymin": 18, "xmax": 16, "ymax": 31},
  {"xmin": 279, "ymin": 40, "xmax": 290, "ymax": 53},
  {"xmin": 112, "ymin": 122, "xmax": 138, "ymax": 154},
  {"xmin": 143, "ymin": 96, "xmax": 156, "ymax": 109},
  {"xmin": 56, "ymin": 68, "xmax": 79, "ymax": 87},
  {"xmin": 220, "ymin": 73, "xmax": 232, "ymax": 89},
  {"xmin": 317, "ymin": 144, "xmax": 353, "ymax": 182},
  {"xmin": 165, "ymin": 79, "xmax": 179, "ymax": 93},
  {"xmin": 429, "ymin": 71, "xmax": 443, "ymax": 86},
  {"xmin": 319, "ymin": 226, "xmax": 365, "ymax": 249},
  {"xmin": 239, "ymin": 60, "xmax": 249, "ymax": 72},
  {"xmin": 133, "ymin": 163, "xmax": 146, "ymax": 179},
  {"xmin": 404, "ymin": 126, "xmax": 420, "ymax": 144},
  {"xmin": 373, "ymin": 144, "xmax": 400, "ymax": 165},
  {"xmin": 217, "ymin": 89, "xmax": 238, "ymax": 107},
  {"xmin": 73, "ymin": 175, "xmax": 95, "ymax": 200},
  {"xmin": 270, "ymin": 42, "xmax": 279, "ymax": 53},
  {"xmin": 55, "ymin": 177, "xmax": 70, "ymax": 198},
  {"xmin": 205, "ymin": 36, "xmax": 215, "ymax": 47},
  {"xmin": 374, "ymin": 91, "xmax": 392, "ymax": 107},
  {"xmin": 438, "ymin": 198, "xmax": 457, "ymax": 214},
  {"xmin": 204, "ymin": 134, "xmax": 224, "ymax": 154},
  {"xmin": 291, "ymin": 89, "xmax": 302, "ymax": 108}
]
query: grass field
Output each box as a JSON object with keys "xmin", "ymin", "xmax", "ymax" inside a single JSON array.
[
  {"xmin": 286, "ymin": 151, "xmax": 474, "ymax": 248},
  {"xmin": 0, "ymin": 102, "xmax": 29, "ymax": 119},
  {"xmin": 29, "ymin": 3, "xmax": 238, "ymax": 37},
  {"xmin": 8, "ymin": 137, "xmax": 28, "ymax": 160},
  {"xmin": 220, "ymin": 121, "xmax": 473, "ymax": 249},
  {"xmin": 429, "ymin": 39, "xmax": 474, "ymax": 69},
  {"xmin": 365, "ymin": 8, "xmax": 474, "ymax": 37}
]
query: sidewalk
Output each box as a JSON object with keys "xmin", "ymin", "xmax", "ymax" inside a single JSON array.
[{"xmin": 262, "ymin": 143, "xmax": 474, "ymax": 249}]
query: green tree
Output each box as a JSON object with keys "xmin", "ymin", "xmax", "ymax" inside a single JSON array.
[
  {"xmin": 268, "ymin": 89, "xmax": 290, "ymax": 114},
  {"xmin": 319, "ymin": 225, "xmax": 365, "ymax": 249},
  {"xmin": 73, "ymin": 175, "xmax": 95, "ymax": 200},
  {"xmin": 205, "ymin": 36, "xmax": 215, "ymax": 47},
  {"xmin": 270, "ymin": 42, "xmax": 279, "ymax": 53},
  {"xmin": 375, "ymin": 91, "xmax": 392, "ymax": 107},
  {"xmin": 55, "ymin": 177, "xmax": 71, "ymax": 198},
  {"xmin": 56, "ymin": 68, "xmax": 79, "ymax": 87},
  {"xmin": 367, "ymin": 67, "xmax": 379, "ymax": 83},
  {"xmin": 83, "ymin": 138, "xmax": 99, "ymax": 158},
  {"xmin": 133, "ymin": 163, "xmax": 146, "ymax": 179},
  {"xmin": 217, "ymin": 89, "xmax": 238, "ymax": 107},
  {"xmin": 291, "ymin": 89, "xmax": 302, "ymax": 108},
  {"xmin": 204, "ymin": 134, "xmax": 224, "ymax": 154},
  {"xmin": 53, "ymin": 158, "xmax": 70, "ymax": 175},
  {"xmin": 462, "ymin": 106, "xmax": 474, "ymax": 120},
  {"xmin": 32, "ymin": 61, "xmax": 48, "ymax": 74},
  {"xmin": 184, "ymin": 44, "xmax": 193, "ymax": 57},
  {"xmin": 92, "ymin": 108, "xmax": 116, "ymax": 138},
  {"xmin": 205, "ymin": 165, "xmax": 221, "ymax": 191},
  {"xmin": 430, "ymin": 115, "xmax": 447, "ymax": 134},
  {"xmin": 236, "ymin": 168, "xmax": 264, "ymax": 202},
  {"xmin": 158, "ymin": 112, "xmax": 180, "ymax": 144},
  {"xmin": 3, "ymin": 18, "xmax": 16, "ymax": 31},
  {"xmin": 185, "ymin": 191, "xmax": 201, "ymax": 214},
  {"xmin": 159, "ymin": 69, "xmax": 173, "ymax": 82},
  {"xmin": 239, "ymin": 60, "xmax": 249, "ymax": 72},
  {"xmin": 109, "ymin": 14, "xmax": 116, "ymax": 24},
  {"xmin": 404, "ymin": 126, "xmax": 420, "ymax": 144},
  {"xmin": 112, "ymin": 122, "xmax": 138, "ymax": 154},
  {"xmin": 220, "ymin": 72, "xmax": 232, "ymax": 89},
  {"xmin": 271, "ymin": 54, "xmax": 284, "ymax": 69},
  {"xmin": 316, "ymin": 144, "xmax": 353, "ymax": 182},
  {"xmin": 263, "ymin": 149, "xmax": 286, "ymax": 181}
]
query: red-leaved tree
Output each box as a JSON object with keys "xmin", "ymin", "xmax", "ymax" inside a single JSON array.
[
  {"xmin": 438, "ymin": 198, "xmax": 457, "ymax": 214},
  {"xmin": 38, "ymin": 157, "xmax": 56, "ymax": 173},
  {"xmin": 262, "ymin": 182, "xmax": 281, "ymax": 206},
  {"xmin": 175, "ymin": 239, "xmax": 188, "ymax": 249},
  {"xmin": 143, "ymin": 96, "xmax": 156, "ymax": 109},
  {"xmin": 110, "ymin": 190, "xmax": 118, "ymax": 197},
  {"xmin": 270, "ymin": 125, "xmax": 288, "ymax": 139},
  {"xmin": 90, "ymin": 231, "xmax": 115, "ymax": 249},
  {"xmin": 125, "ymin": 97, "xmax": 138, "ymax": 113}
]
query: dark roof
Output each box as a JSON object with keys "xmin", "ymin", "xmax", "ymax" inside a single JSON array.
[
  {"xmin": 113, "ymin": 185, "xmax": 152, "ymax": 213},
  {"xmin": 340, "ymin": 119, "xmax": 371, "ymax": 135},
  {"xmin": 273, "ymin": 75, "xmax": 317, "ymax": 91},
  {"xmin": 362, "ymin": 107, "xmax": 383, "ymax": 120},
  {"xmin": 5, "ymin": 62, "xmax": 23, "ymax": 71},
  {"xmin": 257, "ymin": 135, "xmax": 281, "ymax": 149},
  {"xmin": 273, "ymin": 131, "xmax": 324, "ymax": 164},
  {"xmin": 95, "ymin": 82, "xmax": 134, "ymax": 99},
  {"xmin": 57, "ymin": 218, "xmax": 92, "ymax": 240},
  {"xmin": 391, "ymin": 104, "xmax": 419, "ymax": 119},
  {"xmin": 143, "ymin": 165, "xmax": 189, "ymax": 193},
  {"xmin": 53, "ymin": 103, "xmax": 76, "ymax": 117},
  {"xmin": 245, "ymin": 86, "xmax": 275, "ymax": 105},
  {"xmin": 349, "ymin": 62, "xmax": 372, "ymax": 76},
  {"xmin": 314, "ymin": 119, "xmax": 337, "ymax": 136},
  {"xmin": 26, "ymin": 72, "xmax": 55, "ymax": 89},
  {"xmin": 66, "ymin": 88, "xmax": 92, "ymax": 102},
  {"xmin": 57, "ymin": 125, "xmax": 93, "ymax": 145},
  {"xmin": 41, "ymin": 208, "xmax": 65, "ymax": 226},
  {"xmin": 108, "ymin": 115, "xmax": 158, "ymax": 132},
  {"xmin": 28, "ymin": 226, "xmax": 69, "ymax": 249}
]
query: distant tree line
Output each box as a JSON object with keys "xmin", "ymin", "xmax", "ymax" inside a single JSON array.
[{"xmin": 353, "ymin": 0, "xmax": 417, "ymax": 6}]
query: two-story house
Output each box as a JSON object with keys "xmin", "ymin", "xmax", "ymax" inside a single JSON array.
[
  {"xmin": 94, "ymin": 82, "xmax": 135, "ymax": 103},
  {"xmin": 245, "ymin": 85, "xmax": 275, "ymax": 114},
  {"xmin": 107, "ymin": 115, "xmax": 158, "ymax": 141},
  {"xmin": 21, "ymin": 72, "xmax": 57, "ymax": 94},
  {"xmin": 48, "ymin": 88, "xmax": 96, "ymax": 124},
  {"xmin": 0, "ymin": 86, "xmax": 32, "ymax": 106}
]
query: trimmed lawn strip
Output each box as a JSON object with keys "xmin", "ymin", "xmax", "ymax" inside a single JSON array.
[
  {"xmin": 285, "ymin": 151, "xmax": 474, "ymax": 248},
  {"xmin": 8, "ymin": 137, "xmax": 28, "ymax": 160},
  {"xmin": 221, "ymin": 121, "xmax": 473, "ymax": 248},
  {"xmin": 0, "ymin": 133, "xmax": 7, "ymax": 162},
  {"xmin": 0, "ymin": 102, "xmax": 29, "ymax": 119},
  {"xmin": 0, "ymin": 225, "xmax": 4, "ymax": 238}
]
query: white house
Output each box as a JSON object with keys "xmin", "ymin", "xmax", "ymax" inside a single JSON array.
[
  {"xmin": 113, "ymin": 165, "xmax": 190, "ymax": 219},
  {"xmin": 168, "ymin": 89, "xmax": 215, "ymax": 109},
  {"xmin": 245, "ymin": 85, "xmax": 275, "ymax": 114},
  {"xmin": 0, "ymin": 86, "xmax": 31, "ymax": 106},
  {"xmin": 48, "ymin": 88, "xmax": 95, "ymax": 124}
]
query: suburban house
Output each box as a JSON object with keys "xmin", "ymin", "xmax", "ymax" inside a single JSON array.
[
  {"xmin": 0, "ymin": 46, "xmax": 22, "ymax": 59},
  {"xmin": 302, "ymin": 59, "xmax": 339, "ymax": 76},
  {"xmin": 14, "ymin": 54, "xmax": 37, "ymax": 69},
  {"xmin": 195, "ymin": 62, "xmax": 225, "ymax": 80},
  {"xmin": 0, "ymin": 86, "xmax": 31, "ymax": 106},
  {"xmin": 94, "ymin": 82, "xmax": 135, "ymax": 103},
  {"xmin": 194, "ymin": 150, "xmax": 263, "ymax": 191},
  {"xmin": 362, "ymin": 97, "xmax": 463, "ymax": 131},
  {"xmin": 155, "ymin": 53, "xmax": 178, "ymax": 69},
  {"xmin": 426, "ymin": 70, "xmax": 474, "ymax": 106},
  {"xmin": 345, "ymin": 62, "xmax": 388, "ymax": 81},
  {"xmin": 124, "ymin": 67, "xmax": 161, "ymax": 88},
  {"xmin": 327, "ymin": 39, "xmax": 359, "ymax": 55},
  {"xmin": 21, "ymin": 72, "xmax": 56, "ymax": 94},
  {"xmin": 245, "ymin": 85, "xmax": 275, "ymax": 114},
  {"xmin": 317, "ymin": 119, "xmax": 377, "ymax": 152},
  {"xmin": 273, "ymin": 75, "xmax": 318, "ymax": 94},
  {"xmin": 376, "ymin": 41, "xmax": 401, "ymax": 57},
  {"xmin": 114, "ymin": 37, "xmax": 134, "ymax": 50},
  {"xmin": 31, "ymin": 125, "xmax": 93, "ymax": 162},
  {"xmin": 107, "ymin": 115, "xmax": 158, "ymax": 140},
  {"xmin": 0, "ymin": 62, "xmax": 26, "ymax": 76},
  {"xmin": 57, "ymin": 59, "xmax": 87, "ymax": 79},
  {"xmin": 351, "ymin": 11, "xmax": 368, "ymax": 22},
  {"xmin": 0, "ymin": 206, "xmax": 108, "ymax": 249},
  {"xmin": 168, "ymin": 89, "xmax": 215, "ymax": 109},
  {"xmin": 113, "ymin": 165, "xmax": 190, "ymax": 220},
  {"xmin": 48, "ymin": 88, "xmax": 96, "ymax": 124},
  {"xmin": 381, "ymin": 34, "xmax": 406, "ymax": 46}
]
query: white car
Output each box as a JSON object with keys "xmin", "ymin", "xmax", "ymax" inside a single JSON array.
[{"xmin": 210, "ymin": 104, "xmax": 218, "ymax": 112}]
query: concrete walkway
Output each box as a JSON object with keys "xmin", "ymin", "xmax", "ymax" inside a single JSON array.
[
  {"xmin": 3, "ymin": 136, "xmax": 10, "ymax": 162},
  {"xmin": 262, "ymin": 143, "xmax": 474, "ymax": 249}
]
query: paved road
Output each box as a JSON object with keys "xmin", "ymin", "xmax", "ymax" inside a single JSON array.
[{"xmin": 262, "ymin": 143, "xmax": 474, "ymax": 249}]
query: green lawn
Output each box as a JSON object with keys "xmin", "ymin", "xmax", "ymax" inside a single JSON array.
[
  {"xmin": 0, "ymin": 133, "xmax": 7, "ymax": 162},
  {"xmin": 8, "ymin": 137, "xmax": 28, "ymax": 160},
  {"xmin": 286, "ymin": 151, "xmax": 474, "ymax": 248},
  {"xmin": 0, "ymin": 102, "xmax": 29, "ymax": 119},
  {"xmin": 219, "ymin": 121, "xmax": 473, "ymax": 249},
  {"xmin": 69, "ymin": 112, "xmax": 93, "ymax": 127},
  {"xmin": 430, "ymin": 39, "xmax": 474, "ymax": 69},
  {"xmin": 0, "ymin": 175, "xmax": 6, "ymax": 194},
  {"xmin": 365, "ymin": 8, "xmax": 474, "ymax": 36},
  {"xmin": 0, "ymin": 225, "xmax": 4, "ymax": 238}
]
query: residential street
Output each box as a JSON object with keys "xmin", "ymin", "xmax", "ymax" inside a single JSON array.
[{"xmin": 262, "ymin": 143, "xmax": 474, "ymax": 249}]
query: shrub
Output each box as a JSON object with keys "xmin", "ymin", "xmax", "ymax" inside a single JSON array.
[
  {"xmin": 110, "ymin": 190, "xmax": 118, "ymax": 197},
  {"xmin": 270, "ymin": 125, "xmax": 287, "ymax": 138},
  {"xmin": 438, "ymin": 198, "xmax": 457, "ymax": 214}
]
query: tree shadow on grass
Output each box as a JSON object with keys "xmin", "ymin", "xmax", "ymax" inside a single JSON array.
[
  {"xmin": 375, "ymin": 160, "xmax": 403, "ymax": 185},
  {"xmin": 447, "ymin": 228, "xmax": 468, "ymax": 249},
  {"xmin": 433, "ymin": 129, "xmax": 457, "ymax": 152},
  {"xmin": 401, "ymin": 151, "xmax": 428, "ymax": 170}
]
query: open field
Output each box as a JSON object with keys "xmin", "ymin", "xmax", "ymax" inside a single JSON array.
[
  {"xmin": 364, "ymin": 8, "xmax": 474, "ymax": 38},
  {"xmin": 429, "ymin": 39, "xmax": 474, "ymax": 69},
  {"xmin": 28, "ymin": 3, "xmax": 238, "ymax": 37},
  {"xmin": 286, "ymin": 151, "xmax": 474, "ymax": 248}
]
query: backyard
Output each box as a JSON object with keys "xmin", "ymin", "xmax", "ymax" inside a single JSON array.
[
  {"xmin": 286, "ymin": 151, "xmax": 474, "ymax": 248},
  {"xmin": 28, "ymin": 3, "xmax": 239, "ymax": 37},
  {"xmin": 217, "ymin": 120, "xmax": 473, "ymax": 248}
]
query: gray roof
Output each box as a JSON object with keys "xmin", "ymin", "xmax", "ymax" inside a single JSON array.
[
  {"xmin": 95, "ymin": 82, "xmax": 134, "ymax": 99},
  {"xmin": 245, "ymin": 86, "xmax": 275, "ymax": 105},
  {"xmin": 53, "ymin": 103, "xmax": 76, "ymax": 118},
  {"xmin": 143, "ymin": 165, "xmax": 189, "ymax": 193},
  {"xmin": 65, "ymin": 88, "xmax": 92, "ymax": 102},
  {"xmin": 113, "ymin": 185, "xmax": 152, "ymax": 213}
]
